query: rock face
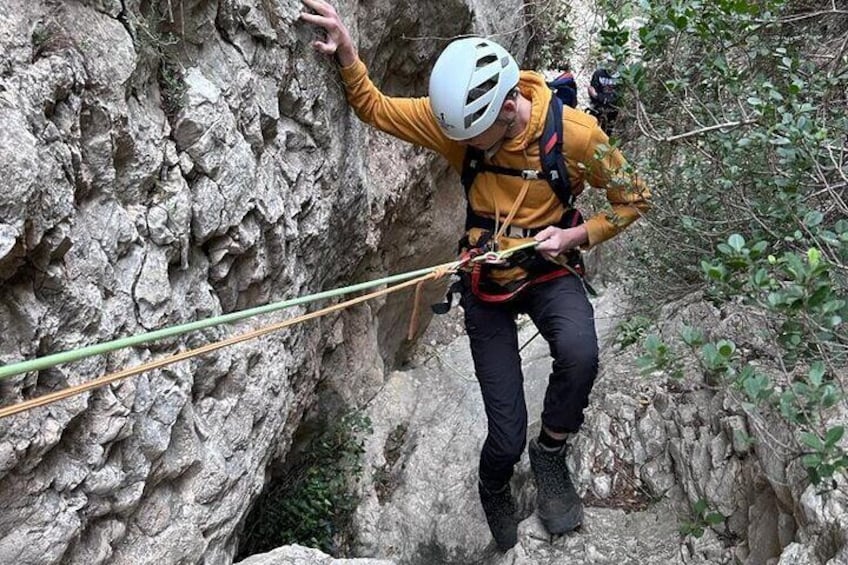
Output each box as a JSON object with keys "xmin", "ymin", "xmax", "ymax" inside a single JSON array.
[
  {"xmin": 0, "ymin": 0, "xmax": 528, "ymax": 563},
  {"xmin": 236, "ymin": 544, "xmax": 394, "ymax": 565}
]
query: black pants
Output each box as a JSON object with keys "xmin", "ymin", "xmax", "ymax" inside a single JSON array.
[
  {"xmin": 460, "ymin": 274, "xmax": 599, "ymax": 490},
  {"xmin": 588, "ymin": 105, "xmax": 618, "ymax": 136}
]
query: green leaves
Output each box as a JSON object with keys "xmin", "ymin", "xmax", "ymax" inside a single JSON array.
[
  {"xmin": 237, "ymin": 411, "xmax": 373, "ymax": 558},
  {"xmin": 825, "ymin": 426, "xmax": 844, "ymax": 448},
  {"xmin": 638, "ymin": 334, "xmax": 683, "ymax": 378},
  {"xmin": 727, "ymin": 234, "xmax": 745, "ymax": 252},
  {"xmin": 680, "ymin": 325, "xmax": 704, "ymax": 347},
  {"xmin": 737, "ymin": 369, "xmax": 774, "ymax": 408},
  {"xmin": 599, "ymin": 0, "xmax": 846, "ymax": 495},
  {"xmin": 800, "ymin": 425, "xmax": 846, "ymax": 487},
  {"xmin": 680, "ymin": 498, "xmax": 725, "ymax": 539},
  {"xmin": 703, "ymin": 237, "xmax": 843, "ymax": 359},
  {"xmin": 523, "ymin": 2, "xmax": 573, "ymax": 70},
  {"xmin": 801, "ymin": 431, "xmax": 824, "ymax": 451},
  {"xmin": 700, "ymin": 339, "xmax": 736, "ymax": 376},
  {"xmin": 616, "ymin": 315, "xmax": 653, "ymax": 349}
]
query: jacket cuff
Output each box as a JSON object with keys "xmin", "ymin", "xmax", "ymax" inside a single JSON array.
[
  {"xmin": 583, "ymin": 216, "xmax": 607, "ymax": 249},
  {"xmin": 339, "ymin": 57, "xmax": 366, "ymax": 85}
]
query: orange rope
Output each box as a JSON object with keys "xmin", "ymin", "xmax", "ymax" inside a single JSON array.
[
  {"xmin": 407, "ymin": 282, "xmax": 426, "ymax": 341},
  {"xmin": 0, "ymin": 271, "xmax": 444, "ymax": 420},
  {"xmin": 406, "ymin": 264, "xmax": 454, "ymax": 341}
]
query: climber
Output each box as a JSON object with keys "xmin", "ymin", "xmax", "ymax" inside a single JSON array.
[
  {"xmin": 587, "ymin": 54, "xmax": 621, "ymax": 136},
  {"xmin": 300, "ymin": 0, "xmax": 650, "ymax": 552}
]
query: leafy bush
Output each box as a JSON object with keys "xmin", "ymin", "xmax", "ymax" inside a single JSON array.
[
  {"xmin": 237, "ymin": 411, "xmax": 372, "ymax": 558},
  {"xmin": 601, "ymin": 0, "xmax": 846, "ymax": 488},
  {"xmin": 615, "ymin": 314, "xmax": 653, "ymax": 349},
  {"xmin": 522, "ymin": 0, "xmax": 575, "ymax": 70}
]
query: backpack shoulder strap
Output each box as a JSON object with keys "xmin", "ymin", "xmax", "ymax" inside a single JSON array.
[
  {"xmin": 539, "ymin": 95, "xmax": 575, "ymax": 208},
  {"xmin": 460, "ymin": 147, "xmax": 486, "ymax": 230},
  {"xmin": 461, "ymin": 146, "xmax": 485, "ymax": 196}
]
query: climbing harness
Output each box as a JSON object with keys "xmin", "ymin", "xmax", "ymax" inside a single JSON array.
[{"xmin": 453, "ymin": 90, "xmax": 591, "ymax": 304}]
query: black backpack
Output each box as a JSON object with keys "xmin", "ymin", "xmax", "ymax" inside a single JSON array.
[{"xmin": 548, "ymin": 75, "xmax": 578, "ymax": 108}]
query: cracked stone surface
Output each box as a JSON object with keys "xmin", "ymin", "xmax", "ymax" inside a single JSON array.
[
  {"xmin": 2, "ymin": 0, "xmax": 845, "ymax": 564},
  {"xmin": 0, "ymin": 0, "xmax": 528, "ymax": 563},
  {"xmin": 344, "ymin": 288, "xmax": 847, "ymax": 565}
]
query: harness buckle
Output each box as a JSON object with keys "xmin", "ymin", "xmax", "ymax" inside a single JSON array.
[{"xmin": 521, "ymin": 169, "xmax": 541, "ymax": 180}]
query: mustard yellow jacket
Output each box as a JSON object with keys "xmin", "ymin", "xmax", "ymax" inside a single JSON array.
[{"xmin": 340, "ymin": 58, "xmax": 650, "ymax": 248}]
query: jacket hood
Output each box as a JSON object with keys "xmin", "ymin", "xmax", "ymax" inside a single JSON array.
[{"xmin": 502, "ymin": 70, "xmax": 552, "ymax": 152}]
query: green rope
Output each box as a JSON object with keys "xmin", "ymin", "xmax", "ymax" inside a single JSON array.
[
  {"xmin": 0, "ymin": 260, "xmax": 462, "ymax": 380},
  {"xmin": 0, "ymin": 241, "xmax": 543, "ymax": 381}
]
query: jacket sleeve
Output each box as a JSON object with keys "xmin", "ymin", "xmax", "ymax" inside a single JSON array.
[
  {"xmin": 339, "ymin": 57, "xmax": 462, "ymax": 168},
  {"xmin": 579, "ymin": 125, "xmax": 651, "ymax": 247}
]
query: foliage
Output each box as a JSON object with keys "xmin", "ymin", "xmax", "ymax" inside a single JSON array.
[
  {"xmin": 237, "ymin": 411, "xmax": 372, "ymax": 558},
  {"xmin": 606, "ymin": 0, "xmax": 847, "ymax": 302},
  {"xmin": 640, "ymin": 321, "xmax": 847, "ymax": 485},
  {"xmin": 636, "ymin": 333, "xmax": 683, "ymax": 378},
  {"xmin": 523, "ymin": 0, "xmax": 575, "ymax": 71},
  {"xmin": 615, "ymin": 314, "xmax": 653, "ymax": 349},
  {"xmin": 602, "ymin": 0, "xmax": 847, "ymax": 520},
  {"xmin": 680, "ymin": 498, "xmax": 725, "ymax": 538},
  {"xmin": 130, "ymin": 1, "xmax": 186, "ymax": 119}
]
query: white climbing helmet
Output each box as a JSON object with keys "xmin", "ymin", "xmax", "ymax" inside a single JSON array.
[{"xmin": 428, "ymin": 37, "xmax": 520, "ymax": 141}]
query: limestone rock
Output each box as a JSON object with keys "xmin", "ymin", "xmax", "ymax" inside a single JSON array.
[
  {"xmin": 235, "ymin": 544, "xmax": 395, "ymax": 565},
  {"xmin": 0, "ymin": 0, "xmax": 529, "ymax": 563}
]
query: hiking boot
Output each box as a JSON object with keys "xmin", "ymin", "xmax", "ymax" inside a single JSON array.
[
  {"xmin": 529, "ymin": 438, "xmax": 583, "ymax": 534},
  {"xmin": 478, "ymin": 480, "xmax": 518, "ymax": 551}
]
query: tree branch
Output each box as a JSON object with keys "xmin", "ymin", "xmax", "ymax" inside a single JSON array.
[{"xmin": 661, "ymin": 119, "xmax": 758, "ymax": 142}]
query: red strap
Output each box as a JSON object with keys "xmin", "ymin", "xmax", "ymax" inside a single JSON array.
[
  {"xmin": 544, "ymin": 132, "xmax": 559, "ymax": 155},
  {"xmin": 471, "ymin": 264, "xmax": 531, "ymax": 303},
  {"xmin": 470, "ymin": 264, "xmax": 579, "ymax": 303},
  {"xmin": 531, "ymin": 267, "xmax": 574, "ymax": 285}
]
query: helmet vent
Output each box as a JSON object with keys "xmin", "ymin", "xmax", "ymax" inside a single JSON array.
[
  {"xmin": 464, "ymin": 75, "xmax": 498, "ymax": 130},
  {"xmin": 476, "ymin": 54, "xmax": 497, "ymax": 69},
  {"xmin": 465, "ymin": 107, "xmax": 487, "ymax": 129},
  {"xmin": 466, "ymin": 78, "xmax": 497, "ymax": 105}
]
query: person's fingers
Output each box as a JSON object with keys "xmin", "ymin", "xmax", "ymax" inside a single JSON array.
[
  {"xmin": 312, "ymin": 40, "xmax": 336, "ymax": 54},
  {"xmin": 299, "ymin": 12, "xmax": 336, "ymax": 29},
  {"xmin": 535, "ymin": 238, "xmax": 557, "ymax": 254},
  {"xmin": 301, "ymin": 0, "xmax": 335, "ymax": 17},
  {"xmin": 534, "ymin": 226, "xmax": 557, "ymax": 242}
]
